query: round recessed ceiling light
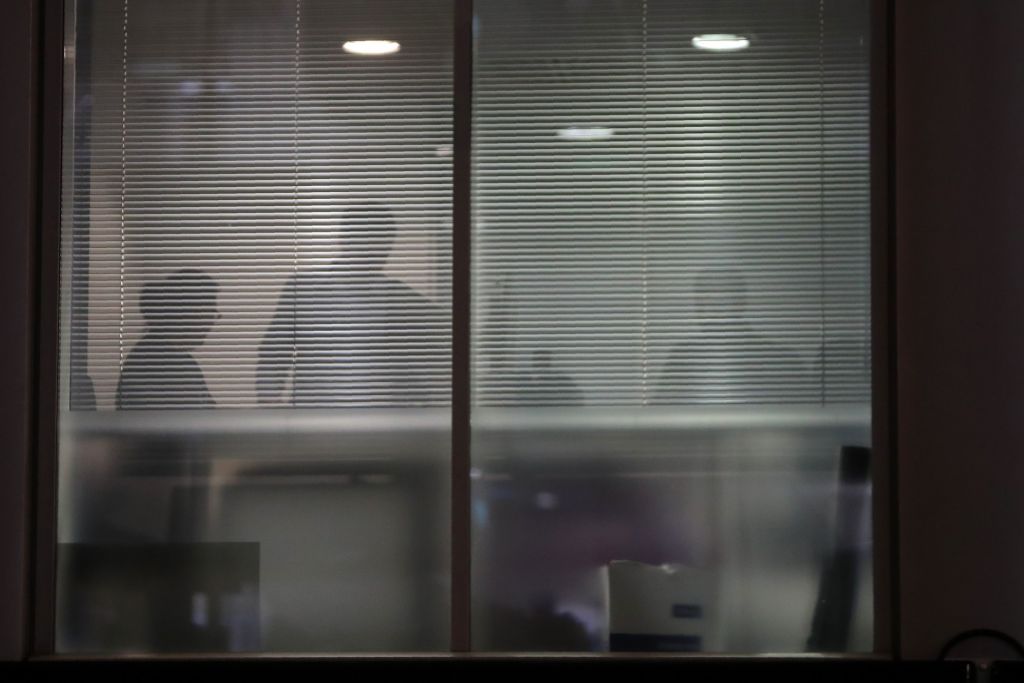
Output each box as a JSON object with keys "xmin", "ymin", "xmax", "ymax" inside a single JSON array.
[
  {"xmin": 557, "ymin": 126, "xmax": 615, "ymax": 141},
  {"xmin": 343, "ymin": 40, "xmax": 401, "ymax": 56},
  {"xmin": 692, "ymin": 34, "xmax": 750, "ymax": 52}
]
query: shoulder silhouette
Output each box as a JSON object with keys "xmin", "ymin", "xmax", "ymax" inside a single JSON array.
[
  {"xmin": 257, "ymin": 203, "xmax": 445, "ymax": 407},
  {"xmin": 117, "ymin": 268, "xmax": 219, "ymax": 409}
]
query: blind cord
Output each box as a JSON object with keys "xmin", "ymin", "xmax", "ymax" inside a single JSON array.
[
  {"xmin": 819, "ymin": 0, "xmax": 827, "ymax": 405},
  {"xmin": 118, "ymin": 0, "xmax": 129, "ymax": 374},
  {"xmin": 291, "ymin": 0, "xmax": 302, "ymax": 404},
  {"xmin": 640, "ymin": 0, "xmax": 649, "ymax": 405}
]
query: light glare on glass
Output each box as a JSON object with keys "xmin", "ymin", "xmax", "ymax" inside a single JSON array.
[
  {"xmin": 692, "ymin": 34, "xmax": 750, "ymax": 51},
  {"xmin": 557, "ymin": 126, "xmax": 615, "ymax": 141},
  {"xmin": 343, "ymin": 40, "xmax": 401, "ymax": 56}
]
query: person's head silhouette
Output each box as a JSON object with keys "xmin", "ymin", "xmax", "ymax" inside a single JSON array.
[
  {"xmin": 140, "ymin": 268, "xmax": 220, "ymax": 350},
  {"xmin": 338, "ymin": 202, "xmax": 398, "ymax": 272}
]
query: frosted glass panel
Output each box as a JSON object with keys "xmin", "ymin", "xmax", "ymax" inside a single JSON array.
[
  {"xmin": 56, "ymin": 0, "xmax": 452, "ymax": 653},
  {"xmin": 471, "ymin": 0, "xmax": 872, "ymax": 653}
]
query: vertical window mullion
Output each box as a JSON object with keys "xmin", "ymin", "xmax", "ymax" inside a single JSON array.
[{"xmin": 450, "ymin": 0, "xmax": 474, "ymax": 655}]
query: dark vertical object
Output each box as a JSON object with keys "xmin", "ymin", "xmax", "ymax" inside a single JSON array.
[
  {"xmin": 32, "ymin": 0, "xmax": 65, "ymax": 658},
  {"xmin": 808, "ymin": 446, "xmax": 871, "ymax": 652},
  {"xmin": 69, "ymin": 0, "xmax": 93, "ymax": 409},
  {"xmin": 0, "ymin": 0, "xmax": 37, "ymax": 662},
  {"xmin": 451, "ymin": 0, "xmax": 473, "ymax": 654},
  {"xmin": 870, "ymin": 0, "xmax": 896, "ymax": 657}
]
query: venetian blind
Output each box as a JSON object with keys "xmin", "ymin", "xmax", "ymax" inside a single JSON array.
[
  {"xmin": 472, "ymin": 0, "xmax": 871, "ymax": 406},
  {"xmin": 67, "ymin": 0, "xmax": 453, "ymax": 409}
]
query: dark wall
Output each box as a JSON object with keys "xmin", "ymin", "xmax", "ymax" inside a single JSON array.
[
  {"xmin": 896, "ymin": 0, "xmax": 1024, "ymax": 659},
  {"xmin": 0, "ymin": 0, "xmax": 37, "ymax": 662}
]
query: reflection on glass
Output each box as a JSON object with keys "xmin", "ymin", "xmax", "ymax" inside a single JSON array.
[
  {"xmin": 471, "ymin": 0, "xmax": 872, "ymax": 653},
  {"xmin": 57, "ymin": 0, "xmax": 452, "ymax": 653}
]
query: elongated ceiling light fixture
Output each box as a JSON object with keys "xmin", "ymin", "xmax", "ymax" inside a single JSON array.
[
  {"xmin": 557, "ymin": 126, "xmax": 615, "ymax": 141},
  {"xmin": 692, "ymin": 34, "xmax": 750, "ymax": 52},
  {"xmin": 343, "ymin": 40, "xmax": 401, "ymax": 56}
]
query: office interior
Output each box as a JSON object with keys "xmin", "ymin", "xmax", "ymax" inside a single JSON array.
[{"xmin": 2, "ymin": 0, "xmax": 1024, "ymax": 673}]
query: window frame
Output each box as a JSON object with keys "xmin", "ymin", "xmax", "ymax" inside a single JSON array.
[{"xmin": 6, "ymin": 0, "xmax": 895, "ymax": 660}]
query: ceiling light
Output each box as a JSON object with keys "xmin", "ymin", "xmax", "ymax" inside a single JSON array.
[
  {"xmin": 692, "ymin": 34, "xmax": 750, "ymax": 52},
  {"xmin": 343, "ymin": 40, "xmax": 401, "ymax": 56},
  {"xmin": 557, "ymin": 126, "xmax": 615, "ymax": 141}
]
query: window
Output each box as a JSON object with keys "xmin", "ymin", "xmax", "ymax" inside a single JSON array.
[
  {"xmin": 56, "ymin": 0, "xmax": 873, "ymax": 655},
  {"xmin": 58, "ymin": 0, "xmax": 453, "ymax": 653},
  {"xmin": 470, "ymin": 0, "xmax": 871, "ymax": 652}
]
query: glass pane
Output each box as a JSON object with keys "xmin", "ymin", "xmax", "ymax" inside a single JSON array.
[
  {"xmin": 56, "ymin": 0, "xmax": 452, "ymax": 653},
  {"xmin": 471, "ymin": 0, "xmax": 872, "ymax": 653}
]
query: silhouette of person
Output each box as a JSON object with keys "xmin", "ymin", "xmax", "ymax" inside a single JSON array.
[
  {"xmin": 257, "ymin": 203, "xmax": 445, "ymax": 406},
  {"xmin": 116, "ymin": 268, "xmax": 219, "ymax": 409},
  {"xmin": 654, "ymin": 269, "xmax": 819, "ymax": 404}
]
